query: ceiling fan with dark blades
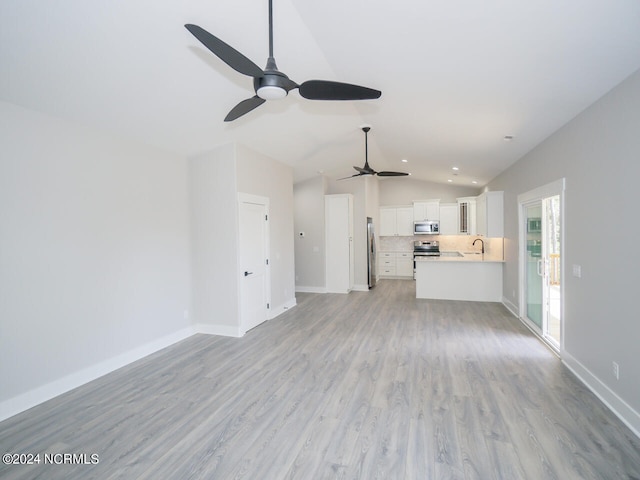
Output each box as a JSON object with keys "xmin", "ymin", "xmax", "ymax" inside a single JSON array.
[
  {"xmin": 340, "ymin": 126, "xmax": 409, "ymax": 180},
  {"xmin": 185, "ymin": 0, "xmax": 381, "ymax": 122}
]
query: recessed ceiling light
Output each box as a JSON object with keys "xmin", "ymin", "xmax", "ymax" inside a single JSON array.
[
  {"xmin": 472, "ymin": 180, "xmax": 478, "ymax": 184},
  {"xmin": 447, "ymin": 179, "xmax": 453, "ymax": 183},
  {"xmin": 452, "ymin": 166, "xmax": 459, "ymax": 171},
  {"xmin": 504, "ymin": 135, "xmax": 514, "ymax": 141},
  {"xmin": 401, "ymin": 159, "xmax": 408, "ymax": 163}
]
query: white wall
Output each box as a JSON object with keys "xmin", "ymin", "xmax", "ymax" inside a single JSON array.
[
  {"xmin": 379, "ymin": 177, "xmax": 480, "ymax": 205},
  {"xmin": 0, "ymin": 101, "xmax": 192, "ymax": 419},
  {"xmin": 293, "ymin": 176, "xmax": 327, "ymax": 291},
  {"xmin": 236, "ymin": 144, "xmax": 296, "ymax": 314},
  {"xmin": 364, "ymin": 176, "xmax": 380, "ymax": 221},
  {"xmin": 294, "ymin": 175, "xmax": 378, "ymax": 292},
  {"xmin": 487, "ymin": 68, "xmax": 640, "ymax": 434},
  {"xmin": 189, "ymin": 143, "xmax": 296, "ymax": 334},
  {"xmin": 189, "ymin": 144, "xmax": 240, "ymax": 335}
]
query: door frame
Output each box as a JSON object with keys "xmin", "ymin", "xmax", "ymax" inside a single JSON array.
[
  {"xmin": 517, "ymin": 178, "xmax": 565, "ymax": 353},
  {"xmin": 237, "ymin": 192, "xmax": 271, "ymax": 334}
]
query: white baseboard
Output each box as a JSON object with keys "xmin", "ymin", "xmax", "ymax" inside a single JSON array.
[
  {"xmin": 268, "ymin": 297, "xmax": 297, "ymax": 319},
  {"xmin": 296, "ymin": 285, "xmax": 372, "ymax": 293},
  {"xmin": 502, "ymin": 297, "xmax": 519, "ymax": 318},
  {"xmin": 195, "ymin": 323, "xmax": 243, "ymax": 338},
  {"xmin": 0, "ymin": 326, "xmax": 195, "ymax": 422},
  {"xmin": 562, "ymin": 352, "xmax": 640, "ymax": 439},
  {"xmin": 295, "ymin": 285, "xmax": 327, "ymax": 293},
  {"xmin": 506, "ymin": 301, "xmax": 640, "ymax": 440}
]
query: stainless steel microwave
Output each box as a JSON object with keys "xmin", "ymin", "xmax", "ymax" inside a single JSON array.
[{"xmin": 414, "ymin": 220, "xmax": 439, "ymax": 235}]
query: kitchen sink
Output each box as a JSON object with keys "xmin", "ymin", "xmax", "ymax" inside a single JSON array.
[
  {"xmin": 440, "ymin": 251, "xmax": 464, "ymax": 257},
  {"xmin": 463, "ymin": 252, "xmax": 482, "ymax": 255}
]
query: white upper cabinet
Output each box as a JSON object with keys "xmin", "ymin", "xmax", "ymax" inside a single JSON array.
[
  {"xmin": 476, "ymin": 191, "xmax": 504, "ymax": 237},
  {"xmin": 380, "ymin": 206, "xmax": 413, "ymax": 236},
  {"xmin": 413, "ymin": 200, "xmax": 440, "ymax": 221},
  {"xmin": 380, "ymin": 193, "xmax": 504, "ymax": 237},
  {"xmin": 439, "ymin": 203, "xmax": 458, "ymax": 235},
  {"xmin": 379, "ymin": 208, "xmax": 396, "ymax": 236},
  {"xmin": 457, "ymin": 196, "xmax": 477, "ymax": 235},
  {"xmin": 396, "ymin": 207, "xmax": 414, "ymax": 236}
]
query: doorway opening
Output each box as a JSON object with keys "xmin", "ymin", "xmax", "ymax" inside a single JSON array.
[{"xmin": 518, "ymin": 179, "xmax": 564, "ymax": 352}]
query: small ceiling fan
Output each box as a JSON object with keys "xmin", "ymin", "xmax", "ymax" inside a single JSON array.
[
  {"xmin": 185, "ymin": 0, "xmax": 381, "ymax": 122},
  {"xmin": 341, "ymin": 126, "xmax": 409, "ymax": 180}
]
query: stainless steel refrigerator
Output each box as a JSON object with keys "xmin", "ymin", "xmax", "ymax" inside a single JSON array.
[{"xmin": 367, "ymin": 217, "xmax": 376, "ymax": 288}]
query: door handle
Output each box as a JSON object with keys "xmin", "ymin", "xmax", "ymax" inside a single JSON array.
[
  {"xmin": 244, "ymin": 271, "xmax": 253, "ymax": 277},
  {"xmin": 537, "ymin": 259, "xmax": 543, "ymax": 276}
]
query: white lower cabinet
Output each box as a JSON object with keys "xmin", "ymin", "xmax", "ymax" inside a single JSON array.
[
  {"xmin": 378, "ymin": 252, "xmax": 413, "ymax": 278},
  {"xmin": 378, "ymin": 252, "xmax": 396, "ymax": 276},
  {"xmin": 396, "ymin": 253, "xmax": 413, "ymax": 277}
]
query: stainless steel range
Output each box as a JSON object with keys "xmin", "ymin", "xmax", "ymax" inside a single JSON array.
[{"xmin": 413, "ymin": 240, "xmax": 440, "ymax": 278}]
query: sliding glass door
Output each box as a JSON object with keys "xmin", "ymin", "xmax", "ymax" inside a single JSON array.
[
  {"xmin": 544, "ymin": 195, "xmax": 561, "ymax": 346},
  {"xmin": 525, "ymin": 202, "xmax": 543, "ymax": 329},
  {"xmin": 519, "ymin": 180, "xmax": 564, "ymax": 352}
]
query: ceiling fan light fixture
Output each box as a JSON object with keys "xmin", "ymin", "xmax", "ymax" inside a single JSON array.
[{"xmin": 257, "ymin": 85, "xmax": 287, "ymax": 100}]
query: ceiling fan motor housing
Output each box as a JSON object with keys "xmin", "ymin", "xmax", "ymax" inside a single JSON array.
[{"xmin": 254, "ymin": 71, "xmax": 291, "ymax": 99}]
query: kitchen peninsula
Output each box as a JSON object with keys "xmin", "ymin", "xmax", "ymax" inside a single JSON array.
[{"xmin": 415, "ymin": 251, "xmax": 504, "ymax": 301}]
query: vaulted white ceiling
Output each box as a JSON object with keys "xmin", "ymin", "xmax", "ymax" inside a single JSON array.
[{"xmin": 2, "ymin": 0, "xmax": 640, "ymax": 185}]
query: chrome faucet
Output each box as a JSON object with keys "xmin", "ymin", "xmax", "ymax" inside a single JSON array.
[{"xmin": 473, "ymin": 238, "xmax": 485, "ymax": 254}]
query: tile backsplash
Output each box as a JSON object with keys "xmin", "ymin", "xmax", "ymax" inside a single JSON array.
[
  {"xmin": 378, "ymin": 235, "xmax": 504, "ymax": 260},
  {"xmin": 377, "ymin": 236, "xmax": 415, "ymax": 252}
]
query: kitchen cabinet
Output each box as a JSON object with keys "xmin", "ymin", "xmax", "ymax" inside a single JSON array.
[
  {"xmin": 457, "ymin": 197, "xmax": 477, "ymax": 235},
  {"xmin": 378, "ymin": 251, "xmax": 413, "ymax": 278},
  {"xmin": 325, "ymin": 194, "xmax": 354, "ymax": 293},
  {"xmin": 413, "ymin": 200, "xmax": 440, "ymax": 221},
  {"xmin": 379, "ymin": 206, "xmax": 413, "ymax": 236},
  {"xmin": 396, "ymin": 253, "xmax": 413, "ymax": 277},
  {"xmin": 439, "ymin": 203, "xmax": 458, "ymax": 235},
  {"xmin": 476, "ymin": 191, "xmax": 504, "ymax": 237},
  {"xmin": 415, "ymin": 260, "xmax": 503, "ymax": 301},
  {"xmin": 378, "ymin": 252, "xmax": 396, "ymax": 277},
  {"xmin": 396, "ymin": 208, "xmax": 414, "ymax": 235}
]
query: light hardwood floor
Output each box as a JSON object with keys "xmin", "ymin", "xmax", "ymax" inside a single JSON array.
[{"xmin": 1, "ymin": 279, "xmax": 639, "ymax": 479}]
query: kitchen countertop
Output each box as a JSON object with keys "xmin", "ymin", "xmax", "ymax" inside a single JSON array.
[{"xmin": 415, "ymin": 251, "xmax": 504, "ymax": 263}]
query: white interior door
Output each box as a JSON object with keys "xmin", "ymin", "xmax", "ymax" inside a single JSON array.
[{"xmin": 238, "ymin": 194, "xmax": 269, "ymax": 333}]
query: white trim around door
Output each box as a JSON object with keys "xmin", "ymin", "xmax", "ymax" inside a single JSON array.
[{"xmin": 517, "ymin": 178, "xmax": 565, "ymax": 354}]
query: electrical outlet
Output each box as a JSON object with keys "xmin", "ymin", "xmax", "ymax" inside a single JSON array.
[
  {"xmin": 612, "ymin": 362, "xmax": 620, "ymax": 380},
  {"xmin": 572, "ymin": 264, "xmax": 582, "ymax": 278}
]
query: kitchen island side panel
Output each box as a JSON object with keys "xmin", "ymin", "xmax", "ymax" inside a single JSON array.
[{"xmin": 416, "ymin": 261, "xmax": 503, "ymax": 301}]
